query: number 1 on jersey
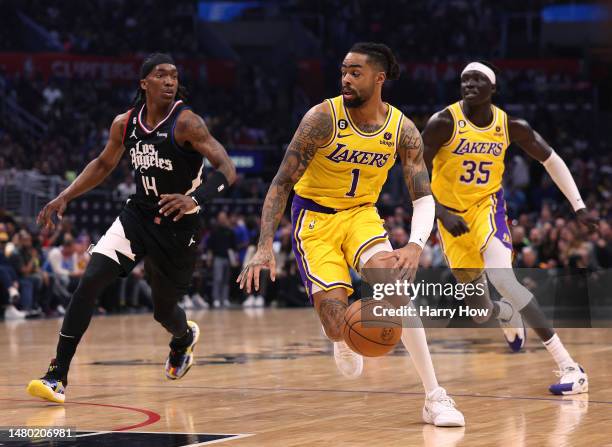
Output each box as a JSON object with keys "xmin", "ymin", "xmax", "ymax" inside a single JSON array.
[
  {"xmin": 142, "ymin": 175, "xmax": 159, "ymax": 196},
  {"xmin": 346, "ymin": 168, "xmax": 360, "ymax": 197}
]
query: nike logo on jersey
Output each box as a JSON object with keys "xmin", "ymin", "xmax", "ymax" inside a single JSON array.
[
  {"xmin": 337, "ymin": 133, "xmax": 352, "ymax": 138},
  {"xmin": 458, "ymin": 130, "xmax": 469, "ymax": 134}
]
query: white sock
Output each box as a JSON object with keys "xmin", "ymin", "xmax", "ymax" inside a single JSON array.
[
  {"xmin": 401, "ymin": 324, "xmax": 439, "ymax": 395},
  {"xmin": 544, "ymin": 334, "xmax": 574, "ymax": 369}
]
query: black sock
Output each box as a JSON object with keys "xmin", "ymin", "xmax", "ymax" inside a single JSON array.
[
  {"xmin": 54, "ymin": 333, "xmax": 81, "ymax": 379},
  {"xmin": 170, "ymin": 327, "xmax": 193, "ymax": 350}
]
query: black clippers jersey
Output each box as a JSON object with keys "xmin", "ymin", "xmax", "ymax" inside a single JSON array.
[{"xmin": 122, "ymin": 100, "xmax": 204, "ymax": 209}]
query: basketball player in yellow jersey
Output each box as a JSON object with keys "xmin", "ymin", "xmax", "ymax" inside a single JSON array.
[
  {"xmin": 238, "ymin": 43, "xmax": 465, "ymax": 427},
  {"xmin": 423, "ymin": 61, "xmax": 599, "ymax": 395}
]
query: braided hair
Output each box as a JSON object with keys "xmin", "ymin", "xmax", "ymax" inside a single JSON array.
[{"xmin": 349, "ymin": 42, "xmax": 401, "ymax": 80}]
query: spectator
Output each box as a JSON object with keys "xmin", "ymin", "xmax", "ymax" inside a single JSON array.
[{"xmin": 207, "ymin": 211, "xmax": 237, "ymax": 308}]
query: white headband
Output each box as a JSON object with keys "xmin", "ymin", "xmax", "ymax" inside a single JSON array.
[{"xmin": 461, "ymin": 62, "xmax": 496, "ymax": 85}]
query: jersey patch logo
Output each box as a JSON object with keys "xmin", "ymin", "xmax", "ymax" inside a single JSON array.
[
  {"xmin": 383, "ymin": 132, "xmax": 392, "ymax": 140},
  {"xmin": 338, "ymin": 119, "xmax": 348, "ymax": 130},
  {"xmin": 458, "ymin": 120, "xmax": 466, "ymax": 128},
  {"xmin": 129, "ymin": 128, "xmax": 137, "ymax": 139}
]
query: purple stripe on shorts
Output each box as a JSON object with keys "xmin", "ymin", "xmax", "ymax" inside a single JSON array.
[
  {"xmin": 291, "ymin": 202, "xmax": 313, "ymax": 299},
  {"xmin": 493, "ymin": 188, "xmax": 512, "ymax": 249}
]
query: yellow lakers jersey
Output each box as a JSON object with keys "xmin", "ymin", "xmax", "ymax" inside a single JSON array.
[
  {"xmin": 294, "ymin": 95, "xmax": 403, "ymax": 210},
  {"xmin": 431, "ymin": 101, "xmax": 510, "ymax": 211}
]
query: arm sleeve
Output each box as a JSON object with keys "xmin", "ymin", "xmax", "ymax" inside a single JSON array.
[
  {"xmin": 541, "ymin": 151, "xmax": 585, "ymax": 211},
  {"xmin": 409, "ymin": 195, "xmax": 435, "ymax": 249}
]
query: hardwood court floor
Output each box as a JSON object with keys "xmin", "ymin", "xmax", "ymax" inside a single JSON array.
[{"xmin": 1, "ymin": 309, "xmax": 611, "ymax": 446}]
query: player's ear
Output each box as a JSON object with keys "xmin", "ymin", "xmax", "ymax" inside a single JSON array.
[
  {"xmin": 376, "ymin": 71, "xmax": 386, "ymax": 85},
  {"xmin": 491, "ymin": 83, "xmax": 497, "ymax": 95},
  {"xmin": 140, "ymin": 79, "xmax": 147, "ymax": 92}
]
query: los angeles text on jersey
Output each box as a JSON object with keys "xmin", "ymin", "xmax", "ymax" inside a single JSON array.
[
  {"xmin": 129, "ymin": 141, "xmax": 174, "ymax": 172},
  {"xmin": 325, "ymin": 143, "xmax": 391, "ymax": 167},
  {"xmin": 451, "ymin": 138, "xmax": 503, "ymax": 156}
]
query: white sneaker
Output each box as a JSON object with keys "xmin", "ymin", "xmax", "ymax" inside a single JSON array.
[
  {"xmin": 4, "ymin": 304, "xmax": 26, "ymax": 320},
  {"xmin": 498, "ymin": 299, "xmax": 526, "ymax": 352},
  {"xmin": 56, "ymin": 305, "xmax": 66, "ymax": 316},
  {"xmin": 333, "ymin": 341, "xmax": 363, "ymax": 379},
  {"xmin": 254, "ymin": 296, "xmax": 265, "ymax": 307},
  {"xmin": 549, "ymin": 363, "xmax": 588, "ymax": 395},
  {"xmin": 423, "ymin": 387, "xmax": 465, "ymax": 427},
  {"xmin": 243, "ymin": 295, "xmax": 255, "ymax": 308},
  {"xmin": 213, "ymin": 299, "xmax": 221, "ymax": 309},
  {"xmin": 222, "ymin": 299, "xmax": 231, "ymax": 308},
  {"xmin": 191, "ymin": 294, "xmax": 209, "ymax": 309}
]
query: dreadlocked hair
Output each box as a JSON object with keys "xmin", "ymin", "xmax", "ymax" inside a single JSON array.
[{"xmin": 349, "ymin": 42, "xmax": 401, "ymax": 80}]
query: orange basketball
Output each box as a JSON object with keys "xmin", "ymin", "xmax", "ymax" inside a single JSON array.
[{"xmin": 342, "ymin": 299, "xmax": 402, "ymax": 357}]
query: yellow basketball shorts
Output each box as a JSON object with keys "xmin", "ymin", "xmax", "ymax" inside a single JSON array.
[
  {"xmin": 291, "ymin": 194, "xmax": 389, "ymax": 299},
  {"xmin": 438, "ymin": 188, "xmax": 512, "ymax": 271}
]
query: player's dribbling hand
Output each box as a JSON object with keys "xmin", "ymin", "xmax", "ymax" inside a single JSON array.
[
  {"xmin": 377, "ymin": 243, "xmax": 422, "ymax": 283},
  {"xmin": 237, "ymin": 246, "xmax": 276, "ymax": 294},
  {"xmin": 158, "ymin": 194, "xmax": 197, "ymax": 221},
  {"xmin": 439, "ymin": 209, "xmax": 469, "ymax": 237},
  {"xmin": 576, "ymin": 208, "xmax": 598, "ymax": 233},
  {"xmin": 36, "ymin": 196, "xmax": 68, "ymax": 231}
]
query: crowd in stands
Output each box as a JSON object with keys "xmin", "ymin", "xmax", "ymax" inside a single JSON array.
[{"xmin": 1, "ymin": 190, "xmax": 610, "ymax": 320}]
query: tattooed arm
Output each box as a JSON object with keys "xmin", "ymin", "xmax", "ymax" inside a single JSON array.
[
  {"xmin": 397, "ymin": 116, "xmax": 431, "ymax": 201},
  {"xmin": 237, "ymin": 102, "xmax": 333, "ymax": 292},
  {"xmin": 377, "ymin": 117, "xmax": 435, "ymax": 281}
]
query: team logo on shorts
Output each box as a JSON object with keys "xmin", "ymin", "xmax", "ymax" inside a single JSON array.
[
  {"xmin": 338, "ymin": 119, "xmax": 348, "ymax": 130},
  {"xmin": 383, "ymin": 132, "xmax": 392, "ymax": 140}
]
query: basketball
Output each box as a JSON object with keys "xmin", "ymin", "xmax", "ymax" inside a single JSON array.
[{"xmin": 342, "ymin": 299, "xmax": 402, "ymax": 357}]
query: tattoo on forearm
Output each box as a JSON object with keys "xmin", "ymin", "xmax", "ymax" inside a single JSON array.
[
  {"xmin": 399, "ymin": 120, "xmax": 432, "ymax": 200},
  {"xmin": 258, "ymin": 109, "xmax": 332, "ymax": 247}
]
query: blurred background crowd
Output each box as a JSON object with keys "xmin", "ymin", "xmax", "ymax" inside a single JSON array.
[{"xmin": 1, "ymin": 0, "xmax": 610, "ymax": 319}]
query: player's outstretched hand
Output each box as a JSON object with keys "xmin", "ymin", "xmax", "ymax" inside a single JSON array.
[
  {"xmin": 237, "ymin": 246, "xmax": 276, "ymax": 294},
  {"xmin": 576, "ymin": 208, "xmax": 598, "ymax": 233},
  {"xmin": 438, "ymin": 209, "xmax": 469, "ymax": 237},
  {"xmin": 377, "ymin": 243, "xmax": 422, "ymax": 283},
  {"xmin": 158, "ymin": 194, "xmax": 197, "ymax": 221},
  {"xmin": 37, "ymin": 196, "xmax": 68, "ymax": 231}
]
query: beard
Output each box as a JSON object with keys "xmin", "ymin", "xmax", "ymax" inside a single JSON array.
[{"xmin": 344, "ymin": 94, "xmax": 366, "ymax": 108}]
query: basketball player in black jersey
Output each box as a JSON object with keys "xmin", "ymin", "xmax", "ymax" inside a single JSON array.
[{"xmin": 27, "ymin": 53, "xmax": 236, "ymax": 403}]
